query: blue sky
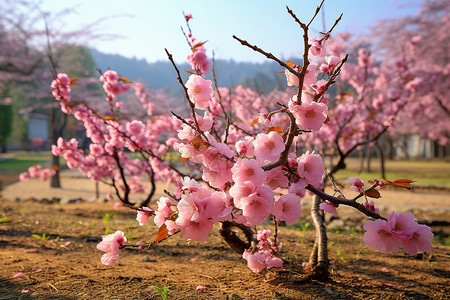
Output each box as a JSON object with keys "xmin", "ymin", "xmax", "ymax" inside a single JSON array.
[{"xmin": 38, "ymin": 0, "xmax": 421, "ymax": 63}]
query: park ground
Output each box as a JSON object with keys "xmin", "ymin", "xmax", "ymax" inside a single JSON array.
[{"xmin": 0, "ymin": 152, "xmax": 449, "ymax": 299}]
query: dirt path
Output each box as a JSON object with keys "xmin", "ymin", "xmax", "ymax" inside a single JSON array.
[
  {"xmin": 1, "ymin": 171, "xmax": 449, "ymax": 299},
  {"xmin": 0, "ymin": 201, "xmax": 449, "ymax": 299}
]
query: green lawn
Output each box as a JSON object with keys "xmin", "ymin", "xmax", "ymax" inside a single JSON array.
[
  {"xmin": 330, "ymin": 158, "xmax": 450, "ymax": 188},
  {"xmin": 0, "ymin": 152, "xmax": 52, "ymax": 171}
]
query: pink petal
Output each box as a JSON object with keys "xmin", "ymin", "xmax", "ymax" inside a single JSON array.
[
  {"xmin": 26, "ymin": 249, "xmax": 37, "ymax": 253},
  {"xmin": 13, "ymin": 272, "xmax": 24, "ymax": 278},
  {"xmin": 190, "ymin": 258, "xmax": 198, "ymax": 262},
  {"xmin": 196, "ymin": 285, "xmax": 207, "ymax": 291},
  {"xmin": 381, "ymin": 267, "xmax": 389, "ymax": 272},
  {"xmin": 21, "ymin": 290, "xmax": 29, "ymax": 293},
  {"xmin": 36, "ymin": 269, "xmax": 43, "ymax": 273},
  {"xmin": 63, "ymin": 241, "xmax": 71, "ymax": 247},
  {"xmin": 382, "ymin": 282, "xmax": 393, "ymax": 287}
]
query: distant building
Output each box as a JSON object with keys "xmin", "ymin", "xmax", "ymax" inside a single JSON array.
[{"xmin": 27, "ymin": 113, "xmax": 49, "ymax": 142}]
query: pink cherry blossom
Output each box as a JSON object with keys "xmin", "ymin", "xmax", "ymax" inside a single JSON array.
[
  {"xmin": 265, "ymin": 253, "xmax": 283, "ymax": 269},
  {"xmin": 19, "ymin": 172, "xmax": 29, "ymax": 181},
  {"xmin": 177, "ymin": 217, "xmax": 214, "ymax": 242},
  {"xmin": 349, "ymin": 176, "xmax": 364, "ymax": 193},
  {"xmin": 285, "ymin": 64, "xmax": 301, "ymax": 87},
  {"xmin": 96, "ymin": 230, "xmax": 127, "ymax": 265},
  {"xmin": 288, "ymin": 96, "xmax": 327, "ymax": 131},
  {"xmin": 136, "ymin": 207, "xmax": 155, "ymax": 226},
  {"xmin": 265, "ymin": 167, "xmax": 289, "ymax": 190},
  {"xmin": 288, "ymin": 179, "xmax": 307, "ymax": 198},
  {"xmin": 297, "ymin": 152, "xmax": 324, "ymax": 186},
  {"xmin": 185, "ymin": 75, "xmax": 212, "ymax": 110},
  {"xmin": 240, "ymin": 186, "xmax": 273, "ymax": 225},
  {"xmin": 231, "ymin": 158, "xmax": 266, "ymax": 186},
  {"xmin": 363, "ymin": 218, "xmax": 402, "ymax": 253},
  {"xmin": 363, "ymin": 211, "xmax": 430, "ymax": 254},
  {"xmin": 320, "ymin": 55, "xmax": 340, "ymax": 74},
  {"xmin": 308, "ymin": 36, "xmax": 326, "ymax": 58},
  {"xmin": 253, "ymin": 131, "xmax": 285, "ymax": 162},
  {"xmin": 401, "ymin": 225, "xmax": 434, "ymax": 255},
  {"xmin": 100, "ymin": 70, "xmax": 118, "ymax": 83},
  {"xmin": 229, "ymin": 180, "xmax": 258, "ymax": 208},
  {"xmin": 13, "ymin": 272, "xmax": 24, "ymax": 279},
  {"xmin": 235, "ymin": 137, "xmax": 255, "ymax": 157},
  {"xmin": 319, "ymin": 201, "xmax": 338, "ymax": 215},
  {"xmin": 243, "ymin": 250, "xmax": 267, "ymax": 273},
  {"xmin": 363, "ymin": 201, "xmax": 380, "ymax": 214},
  {"xmin": 272, "ymin": 194, "xmax": 302, "ymax": 224}
]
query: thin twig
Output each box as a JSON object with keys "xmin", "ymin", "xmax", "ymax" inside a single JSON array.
[{"xmin": 232, "ymin": 35, "xmax": 299, "ymax": 76}]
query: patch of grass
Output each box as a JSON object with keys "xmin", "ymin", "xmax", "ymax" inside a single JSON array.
[
  {"xmin": 0, "ymin": 216, "xmax": 11, "ymax": 223},
  {"xmin": 32, "ymin": 233, "xmax": 50, "ymax": 240},
  {"xmin": 330, "ymin": 158, "xmax": 450, "ymax": 188},
  {"xmin": 152, "ymin": 285, "xmax": 169, "ymax": 300},
  {"xmin": 0, "ymin": 152, "xmax": 52, "ymax": 171}
]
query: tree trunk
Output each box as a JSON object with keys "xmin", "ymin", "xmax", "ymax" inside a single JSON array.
[
  {"xmin": 402, "ymin": 135, "xmax": 408, "ymax": 160},
  {"xmin": 50, "ymin": 107, "xmax": 61, "ymax": 188},
  {"xmin": 358, "ymin": 148, "xmax": 364, "ymax": 173},
  {"xmin": 386, "ymin": 135, "xmax": 394, "ymax": 160},
  {"xmin": 366, "ymin": 146, "xmax": 372, "ymax": 172},
  {"xmin": 375, "ymin": 142, "xmax": 386, "ymax": 179},
  {"xmin": 309, "ymin": 193, "xmax": 329, "ymax": 280},
  {"xmin": 219, "ymin": 221, "xmax": 256, "ymax": 254}
]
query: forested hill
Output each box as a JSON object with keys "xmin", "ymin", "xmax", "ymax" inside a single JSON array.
[{"xmin": 89, "ymin": 48, "xmax": 291, "ymax": 95}]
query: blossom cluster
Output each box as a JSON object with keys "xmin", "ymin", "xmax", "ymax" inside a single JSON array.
[
  {"xmin": 364, "ymin": 211, "xmax": 433, "ymax": 255},
  {"xmin": 19, "ymin": 165, "xmax": 56, "ymax": 182},
  {"xmin": 186, "ymin": 35, "xmax": 210, "ymax": 77},
  {"xmin": 96, "ymin": 230, "xmax": 127, "ymax": 265},
  {"xmin": 50, "ymin": 73, "xmax": 72, "ymax": 113},
  {"xmin": 242, "ymin": 230, "xmax": 283, "ymax": 273},
  {"xmin": 99, "ymin": 70, "xmax": 131, "ymax": 100}
]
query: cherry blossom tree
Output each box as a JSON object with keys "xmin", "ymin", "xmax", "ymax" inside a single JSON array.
[
  {"xmin": 25, "ymin": 1, "xmax": 435, "ymax": 281},
  {"xmin": 371, "ymin": 0, "xmax": 449, "ymax": 147}
]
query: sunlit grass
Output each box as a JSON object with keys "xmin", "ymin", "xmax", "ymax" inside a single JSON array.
[
  {"xmin": 329, "ymin": 158, "xmax": 450, "ymax": 188},
  {"xmin": 0, "ymin": 155, "xmax": 52, "ymax": 171}
]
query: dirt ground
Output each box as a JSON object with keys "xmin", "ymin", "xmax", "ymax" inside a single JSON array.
[{"xmin": 1, "ymin": 173, "xmax": 450, "ymax": 299}]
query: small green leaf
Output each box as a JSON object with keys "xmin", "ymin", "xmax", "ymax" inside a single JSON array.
[{"xmin": 0, "ymin": 216, "xmax": 11, "ymax": 223}]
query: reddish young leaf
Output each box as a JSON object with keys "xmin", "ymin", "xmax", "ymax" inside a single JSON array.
[
  {"xmin": 365, "ymin": 189, "xmax": 381, "ymax": 199},
  {"xmin": 184, "ymin": 70, "xmax": 197, "ymax": 75},
  {"xmin": 103, "ymin": 115, "xmax": 119, "ymax": 121},
  {"xmin": 180, "ymin": 157, "xmax": 190, "ymax": 165},
  {"xmin": 192, "ymin": 40, "xmax": 208, "ymax": 52},
  {"xmin": 154, "ymin": 224, "xmax": 169, "ymax": 244},
  {"xmin": 250, "ymin": 117, "xmax": 259, "ymax": 126},
  {"xmin": 70, "ymin": 77, "xmax": 78, "ymax": 85},
  {"xmin": 191, "ymin": 137, "xmax": 210, "ymax": 151},
  {"xmin": 381, "ymin": 179, "xmax": 416, "ymax": 190},
  {"xmin": 265, "ymin": 126, "xmax": 283, "ymax": 135},
  {"xmin": 119, "ymin": 77, "xmax": 133, "ymax": 84},
  {"xmin": 286, "ymin": 60, "xmax": 294, "ymax": 68}
]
